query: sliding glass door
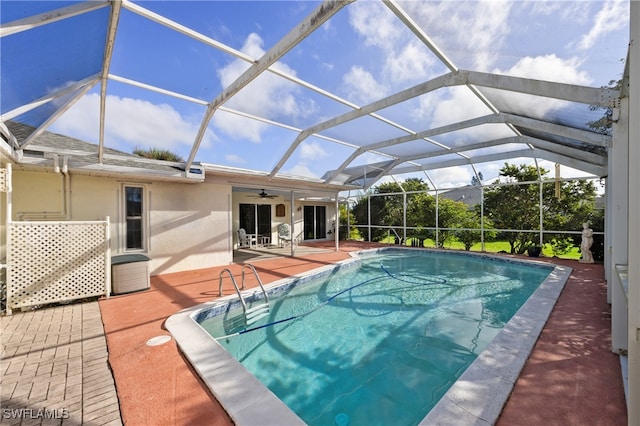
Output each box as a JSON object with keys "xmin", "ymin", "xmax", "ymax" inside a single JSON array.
[
  {"xmin": 239, "ymin": 204, "xmax": 271, "ymax": 236},
  {"xmin": 303, "ymin": 205, "xmax": 326, "ymax": 240}
]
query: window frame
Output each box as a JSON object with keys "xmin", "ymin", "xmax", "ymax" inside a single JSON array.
[
  {"xmin": 303, "ymin": 205, "xmax": 327, "ymax": 240},
  {"xmin": 122, "ymin": 184, "xmax": 148, "ymax": 252}
]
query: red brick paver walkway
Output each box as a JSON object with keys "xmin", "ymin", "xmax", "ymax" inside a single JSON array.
[{"xmin": 497, "ymin": 259, "xmax": 626, "ymax": 425}]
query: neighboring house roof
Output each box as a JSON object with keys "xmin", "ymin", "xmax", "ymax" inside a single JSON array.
[
  {"xmin": 439, "ymin": 186, "xmax": 483, "ymax": 206},
  {"xmin": 440, "ymin": 183, "xmax": 606, "ymax": 210}
]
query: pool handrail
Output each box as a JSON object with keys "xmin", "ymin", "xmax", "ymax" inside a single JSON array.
[{"xmin": 218, "ymin": 265, "xmax": 271, "ymax": 328}]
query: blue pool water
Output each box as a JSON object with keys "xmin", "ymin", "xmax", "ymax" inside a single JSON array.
[{"xmin": 198, "ymin": 250, "xmax": 552, "ymax": 426}]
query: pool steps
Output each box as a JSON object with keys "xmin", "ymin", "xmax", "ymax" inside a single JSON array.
[{"xmin": 218, "ymin": 264, "xmax": 270, "ymax": 328}]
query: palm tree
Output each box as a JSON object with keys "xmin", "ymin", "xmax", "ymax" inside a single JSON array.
[{"xmin": 133, "ymin": 147, "xmax": 183, "ymax": 162}]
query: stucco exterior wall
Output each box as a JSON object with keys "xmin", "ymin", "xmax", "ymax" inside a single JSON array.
[
  {"xmin": 147, "ymin": 181, "xmax": 232, "ymax": 274},
  {"xmin": 8, "ymin": 169, "xmax": 232, "ymax": 275}
]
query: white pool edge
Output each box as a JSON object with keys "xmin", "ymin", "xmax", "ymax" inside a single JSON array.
[
  {"xmin": 165, "ymin": 260, "xmax": 353, "ymax": 426},
  {"xmin": 420, "ymin": 261, "xmax": 572, "ymax": 426},
  {"xmin": 165, "ymin": 249, "xmax": 572, "ymax": 426}
]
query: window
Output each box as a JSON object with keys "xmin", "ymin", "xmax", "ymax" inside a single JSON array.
[{"xmin": 124, "ymin": 186, "xmax": 144, "ymax": 250}]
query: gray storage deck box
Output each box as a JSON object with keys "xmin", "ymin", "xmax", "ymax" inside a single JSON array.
[{"xmin": 111, "ymin": 254, "xmax": 150, "ymax": 295}]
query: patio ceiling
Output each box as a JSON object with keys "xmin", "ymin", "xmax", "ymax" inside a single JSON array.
[{"xmin": 0, "ymin": 0, "xmax": 628, "ymax": 191}]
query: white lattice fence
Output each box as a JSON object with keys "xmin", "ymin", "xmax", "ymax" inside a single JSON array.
[
  {"xmin": 0, "ymin": 168, "xmax": 7, "ymax": 192},
  {"xmin": 7, "ymin": 219, "xmax": 110, "ymax": 312}
]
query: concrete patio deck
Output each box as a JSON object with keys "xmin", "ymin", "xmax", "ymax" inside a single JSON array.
[{"xmin": 0, "ymin": 242, "xmax": 627, "ymax": 425}]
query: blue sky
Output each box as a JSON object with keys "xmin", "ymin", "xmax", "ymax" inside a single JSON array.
[{"xmin": 3, "ymin": 0, "xmax": 630, "ymax": 189}]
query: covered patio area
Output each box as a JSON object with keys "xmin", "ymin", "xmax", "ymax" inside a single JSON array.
[{"xmin": 233, "ymin": 242, "xmax": 335, "ymax": 263}]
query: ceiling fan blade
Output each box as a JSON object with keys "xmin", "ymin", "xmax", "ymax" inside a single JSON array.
[{"xmin": 244, "ymin": 189, "xmax": 279, "ymax": 199}]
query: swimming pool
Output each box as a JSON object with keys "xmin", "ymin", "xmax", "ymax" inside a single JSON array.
[{"xmin": 166, "ymin": 248, "xmax": 572, "ymax": 425}]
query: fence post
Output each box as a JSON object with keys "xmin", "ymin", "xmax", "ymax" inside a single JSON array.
[
  {"xmin": 104, "ymin": 216, "xmax": 111, "ymax": 298},
  {"xmin": 4, "ymin": 164, "xmax": 11, "ymax": 315}
]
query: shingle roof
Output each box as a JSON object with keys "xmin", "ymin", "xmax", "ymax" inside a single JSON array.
[{"xmin": 7, "ymin": 121, "xmax": 189, "ymax": 177}]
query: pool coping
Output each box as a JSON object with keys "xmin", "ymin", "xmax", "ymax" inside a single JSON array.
[{"xmin": 165, "ymin": 248, "xmax": 572, "ymax": 426}]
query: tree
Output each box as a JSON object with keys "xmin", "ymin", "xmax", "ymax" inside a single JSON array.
[
  {"xmin": 338, "ymin": 204, "xmax": 360, "ymax": 240},
  {"xmin": 400, "ymin": 177, "xmax": 429, "ymax": 192},
  {"xmin": 402, "ymin": 191, "xmax": 434, "ymax": 245},
  {"xmin": 484, "ymin": 164, "xmax": 541, "ymax": 254},
  {"xmin": 133, "ymin": 146, "xmax": 184, "ymax": 162},
  {"xmin": 407, "ymin": 194, "xmax": 475, "ymax": 248},
  {"xmin": 351, "ymin": 179, "xmax": 429, "ymax": 242},
  {"xmin": 471, "ymin": 172, "xmax": 483, "ymax": 187},
  {"xmin": 587, "ymin": 78, "xmax": 623, "ymax": 135},
  {"xmin": 484, "ymin": 163, "xmax": 597, "ymax": 255},
  {"xmin": 543, "ymin": 178, "xmax": 596, "ymax": 255},
  {"xmin": 456, "ymin": 212, "xmax": 496, "ymax": 251},
  {"xmin": 434, "ymin": 197, "xmax": 469, "ymax": 247}
]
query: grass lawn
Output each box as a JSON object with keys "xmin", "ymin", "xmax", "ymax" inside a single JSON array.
[{"xmin": 377, "ymin": 236, "xmax": 582, "ymax": 260}]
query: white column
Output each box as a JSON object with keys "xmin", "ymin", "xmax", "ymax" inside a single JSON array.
[
  {"xmin": 605, "ymin": 174, "xmax": 611, "ymax": 301},
  {"xmin": 627, "ymin": 2, "xmax": 640, "ymax": 424},
  {"xmin": 335, "ymin": 195, "xmax": 339, "ymax": 252},
  {"xmin": 367, "ymin": 194, "xmax": 371, "ymax": 242},
  {"xmin": 611, "ymin": 96, "xmax": 629, "ymax": 354},
  {"xmin": 290, "ymin": 191, "xmax": 295, "ymax": 257},
  {"xmin": 4, "ymin": 164, "xmax": 11, "ymax": 315}
]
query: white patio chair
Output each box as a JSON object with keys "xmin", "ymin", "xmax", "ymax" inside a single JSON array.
[
  {"xmin": 237, "ymin": 228, "xmax": 257, "ymax": 249},
  {"xmin": 277, "ymin": 223, "xmax": 297, "ymax": 248}
]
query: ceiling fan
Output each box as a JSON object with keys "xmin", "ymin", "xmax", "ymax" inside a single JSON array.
[{"xmin": 248, "ymin": 189, "xmax": 279, "ymax": 199}]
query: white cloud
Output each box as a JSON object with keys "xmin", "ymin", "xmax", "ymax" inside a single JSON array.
[
  {"xmin": 530, "ymin": 1, "xmax": 587, "ymax": 22},
  {"xmin": 284, "ymin": 163, "xmax": 316, "ymax": 178},
  {"xmin": 342, "ymin": 66, "xmax": 388, "ymax": 104},
  {"xmin": 385, "ymin": 40, "xmax": 436, "ymax": 83},
  {"xmin": 349, "ymin": 1, "xmax": 401, "ymax": 51},
  {"xmin": 49, "ymin": 94, "xmax": 100, "ymax": 143},
  {"xmin": 498, "ymin": 54, "xmax": 591, "ymax": 85},
  {"xmin": 351, "ymin": 151, "xmax": 395, "ymax": 168},
  {"xmin": 576, "ymin": 0, "xmax": 629, "ymax": 51},
  {"xmin": 214, "ymin": 33, "xmax": 315, "ymax": 142},
  {"xmin": 426, "ymin": 87, "xmax": 495, "ymax": 128},
  {"xmin": 346, "ymin": 1, "xmax": 435, "ymax": 94},
  {"xmin": 401, "ymin": 0, "xmax": 513, "ymax": 72},
  {"xmin": 225, "ymin": 154, "xmax": 245, "ymax": 164},
  {"xmin": 467, "ymin": 1, "xmax": 513, "ymax": 71},
  {"xmin": 282, "ymin": 141, "xmax": 330, "ymax": 178},
  {"xmin": 408, "ymin": 87, "xmax": 497, "ymax": 140},
  {"xmin": 429, "ymin": 166, "xmax": 474, "ymax": 189},
  {"xmin": 491, "ymin": 54, "xmax": 593, "ymax": 118},
  {"xmin": 212, "ymin": 110, "xmax": 267, "ymax": 144},
  {"xmin": 321, "ymin": 17, "xmax": 335, "ymax": 34},
  {"xmin": 299, "ymin": 141, "xmax": 328, "ymax": 160},
  {"xmin": 50, "ymin": 93, "xmax": 214, "ymax": 153}
]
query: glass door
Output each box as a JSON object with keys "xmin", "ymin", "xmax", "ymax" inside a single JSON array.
[
  {"xmin": 240, "ymin": 204, "xmax": 272, "ymax": 237},
  {"xmin": 239, "ymin": 203, "xmax": 256, "ymax": 234},
  {"xmin": 257, "ymin": 204, "xmax": 271, "ymax": 237},
  {"xmin": 303, "ymin": 206, "xmax": 315, "ymax": 240},
  {"xmin": 303, "ymin": 205, "xmax": 327, "ymax": 240}
]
